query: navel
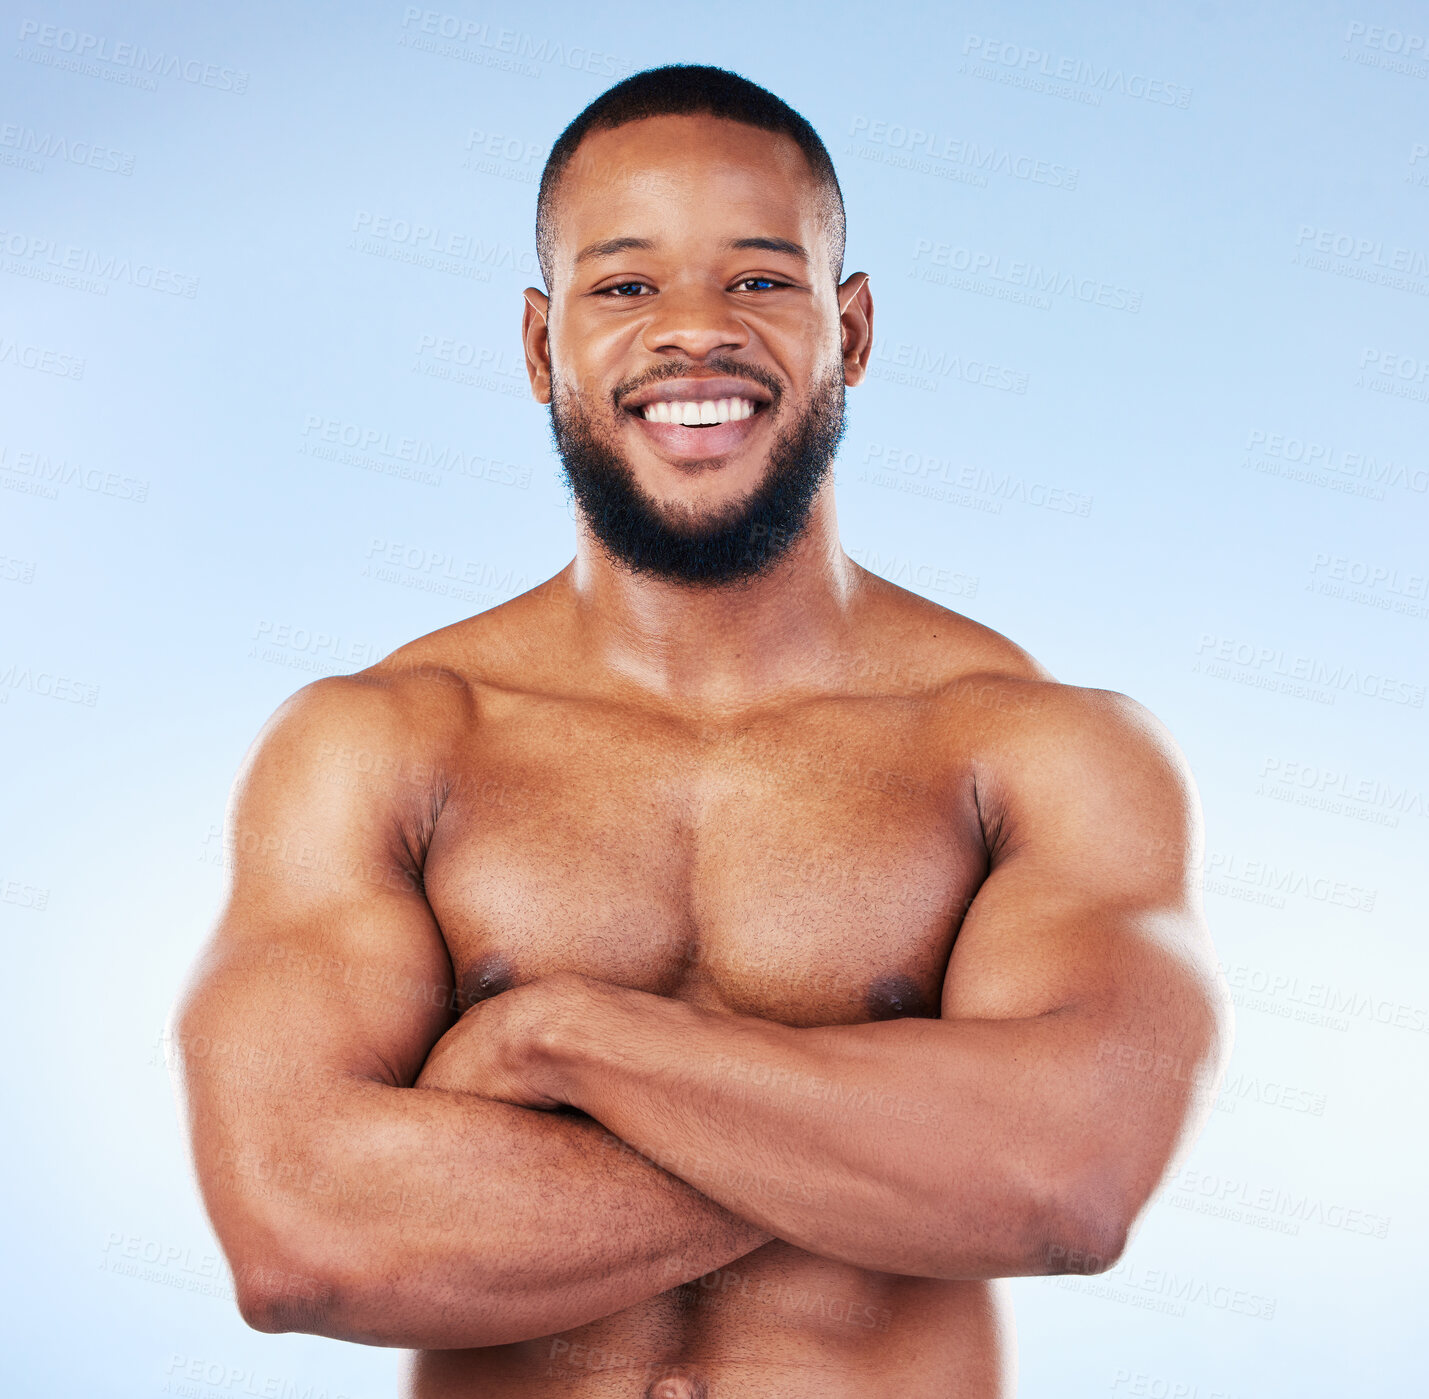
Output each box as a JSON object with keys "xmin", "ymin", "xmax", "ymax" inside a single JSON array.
[{"xmin": 645, "ymin": 1369, "xmax": 708, "ymax": 1399}]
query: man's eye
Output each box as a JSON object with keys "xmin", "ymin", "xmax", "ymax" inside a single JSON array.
[
  {"xmin": 606, "ymin": 282, "xmax": 650, "ymax": 296},
  {"xmin": 736, "ymin": 277, "xmax": 780, "ymax": 291}
]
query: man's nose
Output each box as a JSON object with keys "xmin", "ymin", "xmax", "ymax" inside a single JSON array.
[{"xmin": 640, "ymin": 281, "xmax": 750, "ymax": 359}]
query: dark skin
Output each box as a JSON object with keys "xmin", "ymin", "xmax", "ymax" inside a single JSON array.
[{"xmin": 173, "ymin": 114, "xmax": 1229, "ymax": 1398}]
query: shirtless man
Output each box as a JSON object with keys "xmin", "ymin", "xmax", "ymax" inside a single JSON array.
[{"xmin": 173, "ymin": 65, "xmax": 1228, "ymax": 1398}]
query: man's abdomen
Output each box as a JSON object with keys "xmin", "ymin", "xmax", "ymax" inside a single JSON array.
[{"xmin": 407, "ymin": 1242, "xmax": 1012, "ymax": 1397}]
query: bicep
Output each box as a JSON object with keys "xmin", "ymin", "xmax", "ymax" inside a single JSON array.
[
  {"xmin": 174, "ymin": 679, "xmax": 456, "ymax": 1181},
  {"xmin": 945, "ymin": 688, "xmax": 1214, "ymax": 1018},
  {"xmin": 941, "ymin": 689, "xmax": 1227, "ymax": 1162}
]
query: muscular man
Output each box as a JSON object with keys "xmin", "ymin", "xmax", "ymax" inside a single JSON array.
[{"xmin": 173, "ymin": 65, "xmax": 1228, "ymax": 1397}]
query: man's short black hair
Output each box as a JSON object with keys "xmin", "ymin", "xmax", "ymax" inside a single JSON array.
[{"xmin": 535, "ymin": 63, "xmax": 846, "ymax": 291}]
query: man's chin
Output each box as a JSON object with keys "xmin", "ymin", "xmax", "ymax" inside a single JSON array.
[
  {"xmin": 638, "ymin": 492, "xmax": 767, "ymax": 543},
  {"xmin": 550, "ymin": 371, "xmax": 844, "ymax": 586},
  {"xmin": 624, "ymin": 448, "xmax": 777, "ymax": 508},
  {"xmin": 571, "ymin": 423, "xmax": 781, "ymax": 537}
]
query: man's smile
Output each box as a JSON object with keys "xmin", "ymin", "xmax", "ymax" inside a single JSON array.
[{"xmin": 621, "ymin": 373, "xmax": 774, "ymax": 460}]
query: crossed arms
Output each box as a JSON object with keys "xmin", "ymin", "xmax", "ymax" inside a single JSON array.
[{"xmin": 172, "ymin": 672, "xmax": 1228, "ymax": 1349}]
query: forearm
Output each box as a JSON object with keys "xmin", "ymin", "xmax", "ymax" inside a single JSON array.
[
  {"xmin": 196, "ymin": 1062, "xmax": 768, "ymax": 1347},
  {"xmin": 550, "ymin": 985, "xmax": 1136, "ymax": 1279}
]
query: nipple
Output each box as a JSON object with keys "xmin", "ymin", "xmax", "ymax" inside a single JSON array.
[
  {"xmin": 459, "ymin": 954, "xmax": 515, "ymax": 1010},
  {"xmin": 864, "ymin": 972, "xmax": 935, "ymax": 1020}
]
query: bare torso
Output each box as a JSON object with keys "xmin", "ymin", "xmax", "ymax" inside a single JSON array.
[{"xmin": 393, "ymin": 569, "xmax": 1030, "ymax": 1397}]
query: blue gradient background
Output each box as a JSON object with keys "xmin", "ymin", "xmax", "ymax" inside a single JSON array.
[{"xmin": 2, "ymin": 2, "xmax": 1426, "ymax": 1395}]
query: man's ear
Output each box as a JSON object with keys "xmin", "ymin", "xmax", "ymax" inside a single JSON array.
[
  {"xmin": 837, "ymin": 272, "xmax": 873, "ymax": 388},
  {"xmin": 522, "ymin": 287, "xmax": 551, "ymax": 404}
]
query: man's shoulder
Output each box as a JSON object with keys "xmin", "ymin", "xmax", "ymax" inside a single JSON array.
[
  {"xmin": 246, "ymin": 606, "xmax": 518, "ymax": 788},
  {"xmin": 944, "ymin": 669, "xmax": 1184, "ymax": 786},
  {"xmin": 234, "ymin": 668, "xmax": 464, "ymax": 826},
  {"xmin": 932, "ymin": 668, "xmax": 1194, "ymax": 851},
  {"xmin": 260, "ymin": 577, "xmax": 580, "ymax": 777},
  {"xmin": 838, "ymin": 571, "xmax": 1030, "ymax": 697},
  {"xmin": 300, "ymin": 580, "xmax": 558, "ymax": 722},
  {"xmin": 861, "ymin": 579, "xmax": 1183, "ymax": 784}
]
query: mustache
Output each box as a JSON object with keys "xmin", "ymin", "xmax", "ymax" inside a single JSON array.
[{"xmin": 611, "ymin": 357, "xmax": 785, "ymax": 413}]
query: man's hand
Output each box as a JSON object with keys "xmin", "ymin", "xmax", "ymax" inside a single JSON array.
[{"xmin": 415, "ymin": 972, "xmax": 593, "ymax": 1109}]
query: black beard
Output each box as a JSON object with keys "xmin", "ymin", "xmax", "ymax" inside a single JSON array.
[{"xmin": 549, "ymin": 361, "xmax": 846, "ymax": 587}]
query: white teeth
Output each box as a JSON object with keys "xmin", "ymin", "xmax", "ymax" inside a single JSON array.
[{"xmin": 641, "ymin": 397, "xmax": 757, "ymax": 425}]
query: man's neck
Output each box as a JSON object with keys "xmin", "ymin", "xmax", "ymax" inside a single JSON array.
[{"xmin": 561, "ymin": 492, "xmax": 863, "ymax": 709}]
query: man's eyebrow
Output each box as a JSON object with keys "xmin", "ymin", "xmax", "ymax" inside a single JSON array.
[
  {"xmin": 574, "ymin": 236, "xmax": 654, "ymax": 265},
  {"xmin": 726, "ymin": 237, "xmax": 808, "ymax": 260}
]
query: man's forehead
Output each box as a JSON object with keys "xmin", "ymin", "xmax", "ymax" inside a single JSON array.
[
  {"xmin": 568, "ymin": 112, "xmax": 811, "ymax": 173},
  {"xmin": 552, "ymin": 115, "xmax": 824, "ymax": 258}
]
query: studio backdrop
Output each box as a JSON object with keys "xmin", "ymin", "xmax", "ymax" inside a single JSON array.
[{"xmin": 2, "ymin": 1, "xmax": 1424, "ymax": 1395}]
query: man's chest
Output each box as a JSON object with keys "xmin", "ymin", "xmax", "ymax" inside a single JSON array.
[{"xmin": 421, "ymin": 694, "xmax": 987, "ymax": 1026}]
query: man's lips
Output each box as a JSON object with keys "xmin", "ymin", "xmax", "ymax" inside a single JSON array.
[
  {"xmin": 624, "ymin": 399, "xmax": 771, "ymax": 462},
  {"xmin": 620, "ymin": 375, "xmax": 774, "ymax": 462}
]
